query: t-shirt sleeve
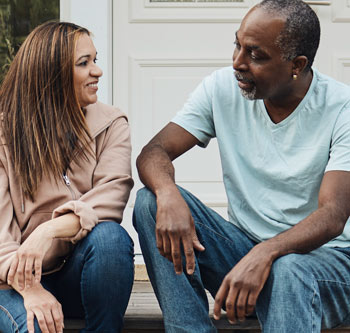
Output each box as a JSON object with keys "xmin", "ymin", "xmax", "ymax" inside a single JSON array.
[
  {"xmin": 171, "ymin": 71, "xmax": 216, "ymax": 147},
  {"xmin": 325, "ymin": 105, "xmax": 350, "ymax": 172}
]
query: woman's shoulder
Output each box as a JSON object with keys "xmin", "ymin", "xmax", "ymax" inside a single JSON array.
[{"xmin": 84, "ymin": 102, "xmax": 128, "ymax": 137}]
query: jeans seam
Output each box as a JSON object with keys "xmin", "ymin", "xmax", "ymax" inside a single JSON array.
[
  {"xmin": 0, "ymin": 305, "xmax": 19, "ymax": 333},
  {"xmin": 195, "ymin": 220, "xmax": 238, "ymax": 245},
  {"xmin": 316, "ymin": 279, "xmax": 350, "ymax": 286},
  {"xmin": 311, "ymin": 280, "xmax": 317, "ymax": 333}
]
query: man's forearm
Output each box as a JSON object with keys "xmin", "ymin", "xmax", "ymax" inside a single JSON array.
[
  {"xmin": 137, "ymin": 144, "xmax": 177, "ymax": 195},
  {"xmin": 258, "ymin": 203, "xmax": 347, "ymax": 262}
]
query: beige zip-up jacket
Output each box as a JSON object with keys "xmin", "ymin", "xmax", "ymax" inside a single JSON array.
[{"xmin": 0, "ymin": 102, "xmax": 133, "ymax": 289}]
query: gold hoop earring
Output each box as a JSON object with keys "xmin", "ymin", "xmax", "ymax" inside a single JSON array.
[{"xmin": 293, "ymin": 74, "xmax": 298, "ymax": 80}]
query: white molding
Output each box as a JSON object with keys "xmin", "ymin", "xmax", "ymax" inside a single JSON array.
[
  {"xmin": 59, "ymin": 0, "xmax": 71, "ymax": 21},
  {"xmin": 129, "ymin": 57, "xmax": 232, "ymax": 67},
  {"xmin": 59, "ymin": 0, "xmax": 113, "ymax": 105},
  {"xmin": 129, "ymin": 0, "xmax": 254, "ymax": 23},
  {"xmin": 334, "ymin": 56, "xmax": 350, "ymax": 85},
  {"xmin": 332, "ymin": 0, "xmax": 350, "ymax": 22}
]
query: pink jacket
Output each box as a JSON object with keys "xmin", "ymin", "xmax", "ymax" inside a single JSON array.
[{"xmin": 0, "ymin": 102, "xmax": 133, "ymax": 289}]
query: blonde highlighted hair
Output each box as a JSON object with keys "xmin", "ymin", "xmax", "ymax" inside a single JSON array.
[{"xmin": 0, "ymin": 21, "xmax": 93, "ymax": 200}]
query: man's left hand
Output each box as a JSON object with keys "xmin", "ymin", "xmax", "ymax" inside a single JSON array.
[{"xmin": 213, "ymin": 243, "xmax": 275, "ymax": 323}]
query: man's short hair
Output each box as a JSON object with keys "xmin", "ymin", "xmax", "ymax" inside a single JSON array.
[{"xmin": 258, "ymin": 0, "xmax": 320, "ymax": 71}]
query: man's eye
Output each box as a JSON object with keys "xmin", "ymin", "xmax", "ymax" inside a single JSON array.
[{"xmin": 234, "ymin": 41, "xmax": 241, "ymax": 50}]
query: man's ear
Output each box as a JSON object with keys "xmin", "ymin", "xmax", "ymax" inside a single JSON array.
[{"xmin": 292, "ymin": 56, "xmax": 309, "ymax": 76}]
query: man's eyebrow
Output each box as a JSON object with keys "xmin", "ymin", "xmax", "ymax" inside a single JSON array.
[{"xmin": 235, "ymin": 31, "xmax": 263, "ymax": 51}]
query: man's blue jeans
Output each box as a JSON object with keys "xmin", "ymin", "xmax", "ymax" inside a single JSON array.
[
  {"xmin": 0, "ymin": 222, "xmax": 134, "ymax": 333},
  {"xmin": 133, "ymin": 186, "xmax": 350, "ymax": 333}
]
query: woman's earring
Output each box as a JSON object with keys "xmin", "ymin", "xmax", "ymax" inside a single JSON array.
[{"xmin": 293, "ymin": 74, "xmax": 298, "ymax": 80}]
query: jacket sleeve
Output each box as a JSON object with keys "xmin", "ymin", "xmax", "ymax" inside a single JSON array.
[
  {"xmin": 0, "ymin": 157, "xmax": 21, "ymax": 283},
  {"xmin": 52, "ymin": 116, "xmax": 134, "ymax": 243}
]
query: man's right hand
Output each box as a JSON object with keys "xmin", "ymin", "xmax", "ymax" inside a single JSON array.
[
  {"xmin": 155, "ymin": 187, "xmax": 205, "ymax": 275},
  {"xmin": 21, "ymin": 284, "xmax": 64, "ymax": 333}
]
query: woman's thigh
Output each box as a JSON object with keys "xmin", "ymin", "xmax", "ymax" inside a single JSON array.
[
  {"xmin": 0, "ymin": 289, "xmax": 41, "ymax": 333},
  {"xmin": 42, "ymin": 221, "xmax": 134, "ymax": 319}
]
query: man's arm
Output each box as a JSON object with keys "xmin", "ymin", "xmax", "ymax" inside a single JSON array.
[
  {"xmin": 214, "ymin": 170, "xmax": 350, "ymax": 323},
  {"xmin": 136, "ymin": 122, "xmax": 205, "ymax": 274}
]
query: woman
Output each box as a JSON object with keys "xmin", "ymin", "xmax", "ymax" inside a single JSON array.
[{"xmin": 0, "ymin": 22, "xmax": 134, "ymax": 333}]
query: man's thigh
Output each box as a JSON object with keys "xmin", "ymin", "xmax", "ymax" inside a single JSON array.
[
  {"xmin": 177, "ymin": 186, "xmax": 257, "ymax": 296},
  {"xmin": 258, "ymin": 246, "xmax": 350, "ymax": 328}
]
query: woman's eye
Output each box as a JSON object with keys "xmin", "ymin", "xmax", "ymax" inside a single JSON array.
[
  {"xmin": 93, "ymin": 58, "xmax": 98, "ymax": 64},
  {"xmin": 78, "ymin": 61, "xmax": 88, "ymax": 66}
]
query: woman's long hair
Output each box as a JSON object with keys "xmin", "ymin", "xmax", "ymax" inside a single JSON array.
[{"xmin": 0, "ymin": 21, "xmax": 93, "ymax": 201}]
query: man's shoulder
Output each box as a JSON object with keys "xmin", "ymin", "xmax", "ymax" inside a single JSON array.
[{"xmin": 313, "ymin": 69, "xmax": 350, "ymax": 101}]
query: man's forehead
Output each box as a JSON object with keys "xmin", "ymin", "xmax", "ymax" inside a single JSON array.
[{"xmin": 236, "ymin": 7, "xmax": 286, "ymax": 49}]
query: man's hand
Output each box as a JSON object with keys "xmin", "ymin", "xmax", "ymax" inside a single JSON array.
[
  {"xmin": 22, "ymin": 284, "xmax": 64, "ymax": 333},
  {"xmin": 213, "ymin": 243, "xmax": 274, "ymax": 323},
  {"xmin": 155, "ymin": 188, "xmax": 205, "ymax": 275},
  {"xmin": 7, "ymin": 224, "xmax": 54, "ymax": 289}
]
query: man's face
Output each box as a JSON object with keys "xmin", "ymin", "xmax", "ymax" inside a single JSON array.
[{"xmin": 233, "ymin": 7, "xmax": 293, "ymax": 101}]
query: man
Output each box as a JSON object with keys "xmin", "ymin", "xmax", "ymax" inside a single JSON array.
[{"xmin": 133, "ymin": 0, "xmax": 350, "ymax": 332}]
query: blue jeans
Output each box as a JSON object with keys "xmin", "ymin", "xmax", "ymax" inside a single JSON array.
[
  {"xmin": 0, "ymin": 222, "xmax": 134, "ymax": 333},
  {"xmin": 133, "ymin": 186, "xmax": 350, "ymax": 333}
]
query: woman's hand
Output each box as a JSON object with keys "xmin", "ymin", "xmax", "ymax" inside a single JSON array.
[
  {"xmin": 22, "ymin": 284, "xmax": 64, "ymax": 333},
  {"xmin": 7, "ymin": 223, "xmax": 54, "ymax": 289}
]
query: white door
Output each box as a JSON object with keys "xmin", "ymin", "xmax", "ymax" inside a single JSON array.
[{"xmin": 113, "ymin": 0, "xmax": 350, "ymax": 261}]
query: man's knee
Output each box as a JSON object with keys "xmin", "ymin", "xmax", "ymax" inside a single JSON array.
[
  {"xmin": 268, "ymin": 253, "xmax": 312, "ymax": 290},
  {"xmin": 133, "ymin": 187, "xmax": 157, "ymax": 232}
]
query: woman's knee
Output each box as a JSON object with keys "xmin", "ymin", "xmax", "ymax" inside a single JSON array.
[{"xmin": 85, "ymin": 222, "xmax": 134, "ymax": 259}]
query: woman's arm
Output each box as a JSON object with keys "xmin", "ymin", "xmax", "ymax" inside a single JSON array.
[
  {"xmin": 7, "ymin": 213, "xmax": 80, "ymax": 289},
  {"xmin": 52, "ymin": 115, "xmax": 133, "ymax": 243}
]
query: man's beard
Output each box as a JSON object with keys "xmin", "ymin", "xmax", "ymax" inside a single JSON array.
[
  {"xmin": 235, "ymin": 71, "xmax": 257, "ymax": 100},
  {"xmin": 239, "ymin": 86, "xmax": 257, "ymax": 100}
]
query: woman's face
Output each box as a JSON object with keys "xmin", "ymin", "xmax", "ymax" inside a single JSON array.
[{"xmin": 74, "ymin": 34, "xmax": 103, "ymax": 107}]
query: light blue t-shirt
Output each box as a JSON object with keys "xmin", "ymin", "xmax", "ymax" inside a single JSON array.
[{"xmin": 172, "ymin": 67, "xmax": 350, "ymax": 247}]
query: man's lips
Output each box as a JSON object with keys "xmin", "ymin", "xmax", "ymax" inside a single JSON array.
[{"xmin": 235, "ymin": 72, "xmax": 254, "ymax": 90}]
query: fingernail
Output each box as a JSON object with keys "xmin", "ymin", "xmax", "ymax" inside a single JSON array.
[{"xmin": 229, "ymin": 320, "xmax": 236, "ymax": 325}]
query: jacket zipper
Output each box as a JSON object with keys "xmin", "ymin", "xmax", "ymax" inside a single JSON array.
[{"xmin": 63, "ymin": 173, "xmax": 76, "ymax": 200}]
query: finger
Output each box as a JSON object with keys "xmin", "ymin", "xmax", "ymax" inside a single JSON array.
[
  {"xmin": 52, "ymin": 303, "xmax": 64, "ymax": 333},
  {"xmin": 27, "ymin": 310, "xmax": 35, "ymax": 333},
  {"xmin": 33, "ymin": 309, "xmax": 49, "ymax": 333},
  {"xmin": 16, "ymin": 254, "xmax": 26, "ymax": 290},
  {"xmin": 156, "ymin": 230, "xmax": 165, "ymax": 257},
  {"xmin": 24, "ymin": 256, "xmax": 35, "ymax": 288},
  {"xmin": 43, "ymin": 308, "xmax": 56, "ymax": 333},
  {"xmin": 191, "ymin": 219, "xmax": 205, "ymax": 252},
  {"xmin": 169, "ymin": 235, "xmax": 182, "ymax": 274},
  {"xmin": 162, "ymin": 235, "xmax": 172, "ymax": 261},
  {"xmin": 225, "ymin": 284, "xmax": 239, "ymax": 324},
  {"xmin": 7, "ymin": 255, "xmax": 19, "ymax": 285},
  {"xmin": 246, "ymin": 291, "xmax": 258, "ymax": 316},
  {"xmin": 193, "ymin": 238, "xmax": 205, "ymax": 252},
  {"xmin": 34, "ymin": 257, "xmax": 42, "ymax": 284},
  {"xmin": 182, "ymin": 234, "xmax": 195, "ymax": 275},
  {"xmin": 214, "ymin": 280, "xmax": 229, "ymax": 320},
  {"xmin": 235, "ymin": 289, "xmax": 249, "ymax": 322}
]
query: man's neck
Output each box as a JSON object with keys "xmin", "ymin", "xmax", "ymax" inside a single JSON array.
[{"xmin": 264, "ymin": 71, "xmax": 313, "ymax": 124}]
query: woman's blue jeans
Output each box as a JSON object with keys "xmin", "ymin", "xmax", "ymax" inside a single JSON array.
[
  {"xmin": 133, "ymin": 186, "xmax": 350, "ymax": 333},
  {"xmin": 0, "ymin": 222, "xmax": 134, "ymax": 333}
]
